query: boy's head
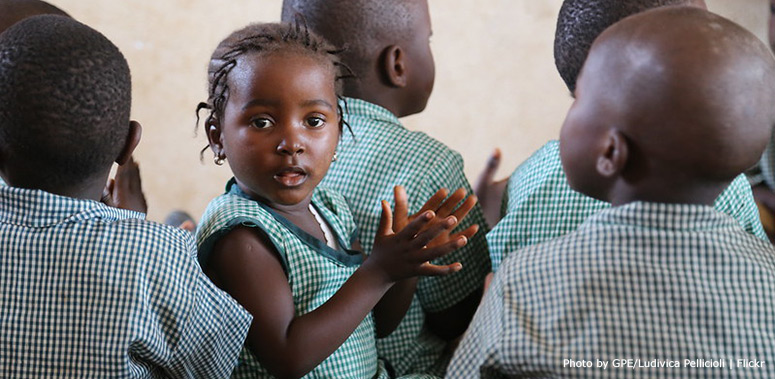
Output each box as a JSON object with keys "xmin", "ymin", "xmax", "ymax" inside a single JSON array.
[
  {"xmin": 0, "ymin": 15, "xmax": 137, "ymax": 196},
  {"xmin": 0, "ymin": 0, "xmax": 69, "ymax": 33},
  {"xmin": 559, "ymin": 6, "xmax": 775, "ymax": 206},
  {"xmin": 554, "ymin": 0, "xmax": 706, "ymax": 93},
  {"xmin": 281, "ymin": 0, "xmax": 434, "ymax": 118},
  {"xmin": 770, "ymin": 0, "xmax": 775, "ymax": 52}
]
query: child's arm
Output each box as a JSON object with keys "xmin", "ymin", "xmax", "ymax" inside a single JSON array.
[
  {"xmin": 373, "ymin": 186, "xmax": 479, "ymax": 337},
  {"xmin": 206, "ymin": 203, "xmax": 463, "ymax": 379}
]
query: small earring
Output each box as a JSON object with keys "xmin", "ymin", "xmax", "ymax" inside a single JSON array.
[
  {"xmin": 332, "ymin": 152, "xmax": 338, "ymax": 162},
  {"xmin": 214, "ymin": 155, "xmax": 225, "ymax": 166}
]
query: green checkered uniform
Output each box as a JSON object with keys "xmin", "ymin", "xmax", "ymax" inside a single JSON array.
[
  {"xmin": 197, "ymin": 180, "xmax": 390, "ymax": 379},
  {"xmin": 0, "ymin": 186, "xmax": 251, "ymax": 378},
  {"xmin": 451, "ymin": 202, "xmax": 775, "ymax": 378},
  {"xmin": 487, "ymin": 140, "xmax": 767, "ymax": 271},
  {"xmin": 321, "ymin": 98, "xmax": 491, "ymax": 377}
]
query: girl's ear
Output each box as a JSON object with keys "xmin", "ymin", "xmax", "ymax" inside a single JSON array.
[
  {"xmin": 115, "ymin": 120, "xmax": 142, "ymax": 165},
  {"xmin": 206, "ymin": 116, "xmax": 225, "ymax": 156},
  {"xmin": 380, "ymin": 45, "xmax": 407, "ymax": 88},
  {"xmin": 596, "ymin": 129, "xmax": 628, "ymax": 178}
]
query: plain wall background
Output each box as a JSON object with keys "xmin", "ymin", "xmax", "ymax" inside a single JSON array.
[{"xmin": 44, "ymin": 0, "xmax": 770, "ymax": 222}]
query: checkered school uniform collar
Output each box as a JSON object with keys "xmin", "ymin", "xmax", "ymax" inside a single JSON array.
[
  {"xmin": 584, "ymin": 201, "xmax": 735, "ymax": 233},
  {"xmin": 342, "ymin": 97, "xmax": 404, "ymax": 129},
  {"xmin": 0, "ymin": 186, "xmax": 145, "ymax": 227}
]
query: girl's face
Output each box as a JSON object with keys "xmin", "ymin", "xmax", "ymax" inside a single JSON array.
[{"xmin": 211, "ymin": 51, "xmax": 340, "ymax": 207}]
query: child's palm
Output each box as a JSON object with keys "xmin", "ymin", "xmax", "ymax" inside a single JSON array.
[{"xmin": 370, "ymin": 186, "xmax": 478, "ymax": 281}]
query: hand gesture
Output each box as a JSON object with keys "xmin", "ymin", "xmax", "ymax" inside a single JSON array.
[
  {"xmin": 366, "ymin": 186, "xmax": 478, "ymax": 283},
  {"xmin": 474, "ymin": 148, "xmax": 508, "ymax": 227},
  {"xmin": 101, "ymin": 156, "xmax": 148, "ymax": 213},
  {"xmin": 392, "ymin": 186, "xmax": 479, "ymax": 249}
]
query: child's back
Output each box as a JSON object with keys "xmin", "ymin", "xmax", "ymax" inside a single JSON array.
[
  {"xmin": 451, "ymin": 7, "xmax": 775, "ymax": 377},
  {"xmin": 485, "ymin": 0, "xmax": 767, "ymax": 270},
  {"xmin": 0, "ymin": 15, "xmax": 250, "ymax": 377},
  {"xmin": 281, "ymin": 1, "xmax": 491, "ymax": 375}
]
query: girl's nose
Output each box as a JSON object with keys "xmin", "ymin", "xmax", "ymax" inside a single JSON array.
[{"xmin": 276, "ymin": 131, "xmax": 305, "ymax": 156}]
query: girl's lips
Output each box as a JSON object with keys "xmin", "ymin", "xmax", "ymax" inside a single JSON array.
[{"xmin": 274, "ymin": 167, "xmax": 307, "ymax": 187}]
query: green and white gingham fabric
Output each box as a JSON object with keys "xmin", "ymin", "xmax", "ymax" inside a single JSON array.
[
  {"xmin": 756, "ymin": 136, "xmax": 775, "ymax": 189},
  {"xmin": 0, "ymin": 186, "xmax": 251, "ymax": 378},
  {"xmin": 196, "ymin": 180, "xmax": 390, "ymax": 379},
  {"xmin": 487, "ymin": 140, "xmax": 768, "ymax": 271},
  {"xmin": 321, "ymin": 98, "xmax": 491, "ymax": 376},
  {"xmin": 450, "ymin": 202, "xmax": 775, "ymax": 378}
]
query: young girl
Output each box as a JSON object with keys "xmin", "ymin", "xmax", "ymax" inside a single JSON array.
[{"xmin": 195, "ymin": 22, "xmax": 477, "ymax": 378}]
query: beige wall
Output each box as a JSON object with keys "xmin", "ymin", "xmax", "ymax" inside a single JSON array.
[{"xmin": 45, "ymin": 0, "xmax": 768, "ymax": 222}]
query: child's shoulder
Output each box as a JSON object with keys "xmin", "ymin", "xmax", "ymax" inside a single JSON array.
[{"xmin": 342, "ymin": 98, "xmax": 457, "ymax": 159}]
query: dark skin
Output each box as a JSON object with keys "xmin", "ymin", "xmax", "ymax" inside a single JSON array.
[
  {"xmin": 342, "ymin": 0, "xmax": 435, "ymax": 119},
  {"xmin": 205, "ymin": 51, "xmax": 478, "ymax": 378},
  {"xmin": 206, "ymin": 194, "xmax": 472, "ymax": 379},
  {"xmin": 101, "ymin": 156, "xmax": 148, "ymax": 213},
  {"xmin": 472, "ymin": 1, "xmax": 710, "ymax": 228},
  {"xmin": 559, "ymin": 7, "xmax": 775, "ymax": 206},
  {"xmin": 0, "ymin": 121, "xmax": 142, "ymax": 203},
  {"xmin": 0, "ymin": 2, "xmax": 147, "ymax": 214}
]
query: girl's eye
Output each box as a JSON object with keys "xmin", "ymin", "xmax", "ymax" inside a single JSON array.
[
  {"xmin": 250, "ymin": 118, "xmax": 273, "ymax": 129},
  {"xmin": 306, "ymin": 117, "xmax": 325, "ymax": 128}
]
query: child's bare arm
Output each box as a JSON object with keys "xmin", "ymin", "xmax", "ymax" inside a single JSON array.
[
  {"xmin": 207, "ymin": 207, "xmax": 462, "ymax": 378},
  {"xmin": 373, "ymin": 186, "xmax": 479, "ymax": 338}
]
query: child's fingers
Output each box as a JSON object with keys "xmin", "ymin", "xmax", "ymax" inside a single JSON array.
[
  {"xmin": 410, "ymin": 216, "xmax": 457, "ymax": 249},
  {"xmin": 435, "ymin": 188, "xmax": 467, "ymax": 217},
  {"xmin": 416, "ymin": 188, "xmax": 448, "ymax": 216},
  {"xmin": 392, "ymin": 186, "xmax": 409, "ymax": 231},
  {"xmin": 416, "ymin": 262, "xmax": 463, "ymax": 277},
  {"xmin": 449, "ymin": 224, "xmax": 479, "ymax": 242},
  {"xmin": 397, "ymin": 209, "xmax": 434, "ymax": 239},
  {"xmin": 377, "ymin": 200, "xmax": 394, "ymax": 237},
  {"xmin": 414, "ymin": 235, "xmax": 468, "ymax": 263},
  {"xmin": 451, "ymin": 194, "xmax": 478, "ymax": 224}
]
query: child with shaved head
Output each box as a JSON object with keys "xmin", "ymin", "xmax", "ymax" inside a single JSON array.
[
  {"xmin": 450, "ymin": 6, "xmax": 775, "ymax": 378},
  {"xmin": 281, "ymin": 0, "xmax": 491, "ymax": 376},
  {"xmin": 485, "ymin": 0, "xmax": 768, "ymax": 271},
  {"xmin": 0, "ymin": 15, "xmax": 250, "ymax": 377}
]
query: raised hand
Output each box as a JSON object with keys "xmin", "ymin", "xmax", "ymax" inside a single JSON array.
[
  {"xmin": 101, "ymin": 156, "xmax": 148, "ymax": 213},
  {"xmin": 392, "ymin": 186, "xmax": 479, "ymax": 249},
  {"xmin": 474, "ymin": 148, "xmax": 508, "ymax": 227},
  {"xmin": 366, "ymin": 186, "xmax": 479, "ymax": 283}
]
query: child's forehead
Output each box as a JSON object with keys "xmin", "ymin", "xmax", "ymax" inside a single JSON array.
[
  {"xmin": 232, "ymin": 50, "xmax": 336, "ymax": 77},
  {"xmin": 226, "ymin": 51, "xmax": 338, "ymax": 96}
]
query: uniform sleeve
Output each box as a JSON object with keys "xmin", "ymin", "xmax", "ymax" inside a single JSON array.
[
  {"xmin": 163, "ymin": 236, "xmax": 252, "ymax": 378},
  {"xmin": 412, "ymin": 148, "xmax": 492, "ymax": 313},
  {"xmin": 714, "ymin": 173, "xmax": 768, "ymax": 241}
]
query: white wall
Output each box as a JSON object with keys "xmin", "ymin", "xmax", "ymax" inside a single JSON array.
[{"xmin": 45, "ymin": 0, "xmax": 769, "ymax": 221}]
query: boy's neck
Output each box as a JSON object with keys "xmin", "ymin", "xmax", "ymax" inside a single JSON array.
[
  {"xmin": 606, "ymin": 179, "xmax": 729, "ymax": 207},
  {"xmin": 344, "ymin": 83, "xmax": 411, "ymax": 119},
  {"xmin": 2, "ymin": 169, "xmax": 109, "ymax": 202}
]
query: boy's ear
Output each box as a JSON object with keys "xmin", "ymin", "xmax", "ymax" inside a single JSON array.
[
  {"xmin": 596, "ymin": 129, "xmax": 628, "ymax": 178},
  {"xmin": 115, "ymin": 120, "xmax": 142, "ymax": 165},
  {"xmin": 381, "ymin": 45, "xmax": 407, "ymax": 88}
]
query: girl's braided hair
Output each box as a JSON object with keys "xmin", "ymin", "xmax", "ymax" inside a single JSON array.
[{"xmin": 196, "ymin": 20, "xmax": 353, "ymax": 158}]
